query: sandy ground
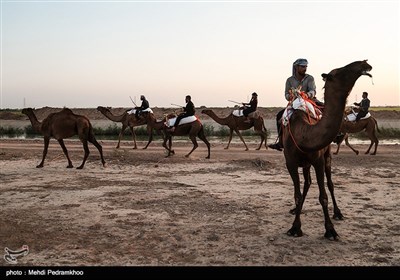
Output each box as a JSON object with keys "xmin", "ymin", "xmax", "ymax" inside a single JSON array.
[{"xmin": 0, "ymin": 137, "xmax": 399, "ymax": 267}]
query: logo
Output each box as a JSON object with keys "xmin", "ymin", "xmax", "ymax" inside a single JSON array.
[{"xmin": 4, "ymin": 245, "xmax": 29, "ymax": 264}]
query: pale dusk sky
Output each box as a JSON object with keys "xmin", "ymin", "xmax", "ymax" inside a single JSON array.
[{"xmin": 1, "ymin": 0, "xmax": 399, "ymax": 109}]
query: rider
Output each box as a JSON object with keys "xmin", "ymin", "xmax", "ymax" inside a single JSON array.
[
  {"xmin": 354, "ymin": 91, "xmax": 370, "ymax": 121},
  {"xmin": 168, "ymin": 95, "xmax": 195, "ymax": 132},
  {"xmin": 268, "ymin": 58, "xmax": 317, "ymax": 151},
  {"xmin": 242, "ymin": 92, "xmax": 258, "ymax": 123},
  {"xmin": 127, "ymin": 95, "xmax": 149, "ymax": 118}
]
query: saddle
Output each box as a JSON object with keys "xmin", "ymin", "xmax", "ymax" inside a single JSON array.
[
  {"xmin": 232, "ymin": 109, "xmax": 260, "ymax": 119},
  {"xmin": 127, "ymin": 108, "xmax": 153, "ymax": 115},
  {"xmin": 164, "ymin": 115, "xmax": 198, "ymax": 127},
  {"xmin": 345, "ymin": 110, "xmax": 371, "ymax": 122},
  {"xmin": 282, "ymin": 94, "xmax": 323, "ymax": 126}
]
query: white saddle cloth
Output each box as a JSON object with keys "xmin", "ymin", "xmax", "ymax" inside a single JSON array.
[
  {"xmin": 165, "ymin": 115, "xmax": 197, "ymax": 127},
  {"xmin": 232, "ymin": 109, "xmax": 244, "ymax": 117},
  {"xmin": 345, "ymin": 112, "xmax": 371, "ymax": 122},
  {"xmin": 282, "ymin": 97, "xmax": 321, "ymax": 126},
  {"xmin": 127, "ymin": 108, "xmax": 153, "ymax": 115}
]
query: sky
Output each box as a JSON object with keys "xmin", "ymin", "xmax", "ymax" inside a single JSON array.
[{"xmin": 1, "ymin": 0, "xmax": 399, "ymax": 109}]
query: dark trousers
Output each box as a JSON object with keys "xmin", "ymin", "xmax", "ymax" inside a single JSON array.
[
  {"xmin": 276, "ymin": 109, "xmax": 284, "ymax": 136},
  {"xmin": 355, "ymin": 110, "xmax": 368, "ymax": 121},
  {"xmin": 174, "ymin": 113, "xmax": 191, "ymax": 127},
  {"xmin": 243, "ymin": 108, "xmax": 255, "ymax": 117}
]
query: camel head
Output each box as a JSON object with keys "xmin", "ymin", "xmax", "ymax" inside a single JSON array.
[
  {"xmin": 321, "ymin": 60, "xmax": 372, "ymax": 95},
  {"xmin": 21, "ymin": 108, "xmax": 35, "ymax": 116},
  {"xmin": 96, "ymin": 106, "xmax": 110, "ymax": 114},
  {"xmin": 201, "ymin": 109, "xmax": 212, "ymax": 115}
]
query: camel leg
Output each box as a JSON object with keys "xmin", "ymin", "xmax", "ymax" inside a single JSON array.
[
  {"xmin": 255, "ymin": 130, "xmax": 267, "ymax": 150},
  {"xmin": 198, "ymin": 129, "xmax": 211, "ymax": 159},
  {"xmin": 333, "ymin": 137, "xmax": 343, "ymax": 155},
  {"xmin": 234, "ymin": 129, "xmax": 249, "ymax": 151},
  {"xmin": 77, "ymin": 139, "xmax": 90, "ymax": 169},
  {"xmin": 286, "ymin": 163, "xmax": 303, "ymax": 237},
  {"xmin": 324, "ymin": 151, "xmax": 344, "ymax": 220},
  {"xmin": 130, "ymin": 126, "xmax": 137, "ymax": 149},
  {"xmin": 290, "ymin": 165, "xmax": 311, "ymax": 215},
  {"xmin": 116, "ymin": 124, "xmax": 126, "ymax": 149},
  {"xmin": 168, "ymin": 136, "xmax": 175, "ymax": 156},
  {"xmin": 185, "ymin": 134, "xmax": 199, "ymax": 158},
  {"xmin": 143, "ymin": 126, "xmax": 153, "ymax": 149},
  {"xmin": 162, "ymin": 135, "xmax": 174, "ymax": 157},
  {"xmin": 365, "ymin": 131, "xmax": 379, "ymax": 155},
  {"xmin": 88, "ymin": 134, "xmax": 106, "ymax": 167},
  {"xmin": 344, "ymin": 135, "xmax": 359, "ymax": 155},
  {"xmin": 313, "ymin": 161, "xmax": 339, "ymax": 240},
  {"xmin": 371, "ymin": 138, "xmax": 379, "ymax": 155},
  {"xmin": 57, "ymin": 139, "xmax": 73, "ymax": 168},
  {"xmin": 225, "ymin": 129, "xmax": 234, "ymax": 149},
  {"xmin": 37, "ymin": 137, "xmax": 50, "ymax": 168}
]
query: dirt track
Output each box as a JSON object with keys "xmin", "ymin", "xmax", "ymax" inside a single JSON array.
[{"xmin": 0, "ymin": 138, "xmax": 399, "ymax": 266}]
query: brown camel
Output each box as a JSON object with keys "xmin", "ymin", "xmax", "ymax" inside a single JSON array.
[
  {"xmin": 22, "ymin": 108, "xmax": 106, "ymax": 169},
  {"xmin": 140, "ymin": 111, "xmax": 210, "ymax": 158},
  {"xmin": 135, "ymin": 111, "xmax": 166, "ymax": 149},
  {"xmin": 282, "ymin": 60, "xmax": 372, "ymax": 240},
  {"xmin": 97, "ymin": 106, "xmax": 146, "ymax": 149},
  {"xmin": 201, "ymin": 109, "xmax": 268, "ymax": 151},
  {"xmin": 333, "ymin": 112, "xmax": 379, "ymax": 155}
]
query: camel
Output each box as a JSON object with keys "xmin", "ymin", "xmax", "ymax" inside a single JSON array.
[
  {"xmin": 142, "ymin": 112, "xmax": 210, "ymax": 159},
  {"xmin": 282, "ymin": 60, "xmax": 372, "ymax": 240},
  {"xmin": 164, "ymin": 120, "xmax": 211, "ymax": 159},
  {"xmin": 21, "ymin": 108, "xmax": 106, "ymax": 169},
  {"xmin": 201, "ymin": 109, "xmax": 268, "ymax": 151},
  {"xmin": 333, "ymin": 112, "xmax": 380, "ymax": 155},
  {"xmin": 97, "ymin": 106, "xmax": 147, "ymax": 149}
]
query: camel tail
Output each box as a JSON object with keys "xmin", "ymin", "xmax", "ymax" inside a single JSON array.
[
  {"xmin": 88, "ymin": 122, "xmax": 97, "ymax": 141},
  {"xmin": 374, "ymin": 117, "xmax": 380, "ymax": 133},
  {"xmin": 261, "ymin": 117, "xmax": 267, "ymax": 132}
]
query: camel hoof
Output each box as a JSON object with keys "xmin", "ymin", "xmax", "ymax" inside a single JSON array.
[
  {"xmin": 287, "ymin": 227, "xmax": 303, "ymax": 237},
  {"xmin": 205, "ymin": 156, "xmax": 210, "ymax": 159},
  {"xmin": 67, "ymin": 165, "xmax": 73, "ymax": 168},
  {"xmin": 289, "ymin": 208, "xmax": 304, "ymax": 215},
  {"xmin": 224, "ymin": 147, "xmax": 229, "ymax": 150},
  {"xmin": 185, "ymin": 154, "xmax": 190, "ymax": 158},
  {"xmin": 370, "ymin": 152, "xmax": 376, "ymax": 155},
  {"xmin": 355, "ymin": 151, "xmax": 359, "ymax": 155},
  {"xmin": 333, "ymin": 152, "xmax": 338, "ymax": 155},
  {"xmin": 76, "ymin": 166, "xmax": 84, "ymax": 170},
  {"xmin": 324, "ymin": 229, "xmax": 339, "ymax": 241},
  {"xmin": 36, "ymin": 165, "xmax": 44, "ymax": 168},
  {"xmin": 333, "ymin": 212, "xmax": 344, "ymax": 220},
  {"xmin": 132, "ymin": 147, "xmax": 138, "ymax": 150}
]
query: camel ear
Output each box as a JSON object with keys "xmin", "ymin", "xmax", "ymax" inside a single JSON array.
[{"xmin": 321, "ymin": 73, "xmax": 332, "ymax": 81}]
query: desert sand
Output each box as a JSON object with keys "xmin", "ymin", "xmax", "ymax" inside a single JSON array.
[{"xmin": 0, "ymin": 135, "xmax": 399, "ymax": 267}]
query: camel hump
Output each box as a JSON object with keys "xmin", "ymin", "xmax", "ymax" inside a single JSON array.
[{"xmin": 61, "ymin": 108, "xmax": 74, "ymax": 114}]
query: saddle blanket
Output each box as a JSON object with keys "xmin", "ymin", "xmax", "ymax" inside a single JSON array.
[
  {"xmin": 282, "ymin": 97, "xmax": 322, "ymax": 126},
  {"xmin": 165, "ymin": 115, "xmax": 197, "ymax": 127},
  {"xmin": 232, "ymin": 110, "xmax": 260, "ymax": 118},
  {"xmin": 345, "ymin": 112, "xmax": 371, "ymax": 122},
  {"xmin": 127, "ymin": 108, "xmax": 153, "ymax": 115}
]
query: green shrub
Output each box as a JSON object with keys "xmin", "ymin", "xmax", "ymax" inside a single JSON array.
[{"xmin": 0, "ymin": 126, "xmax": 25, "ymax": 136}]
